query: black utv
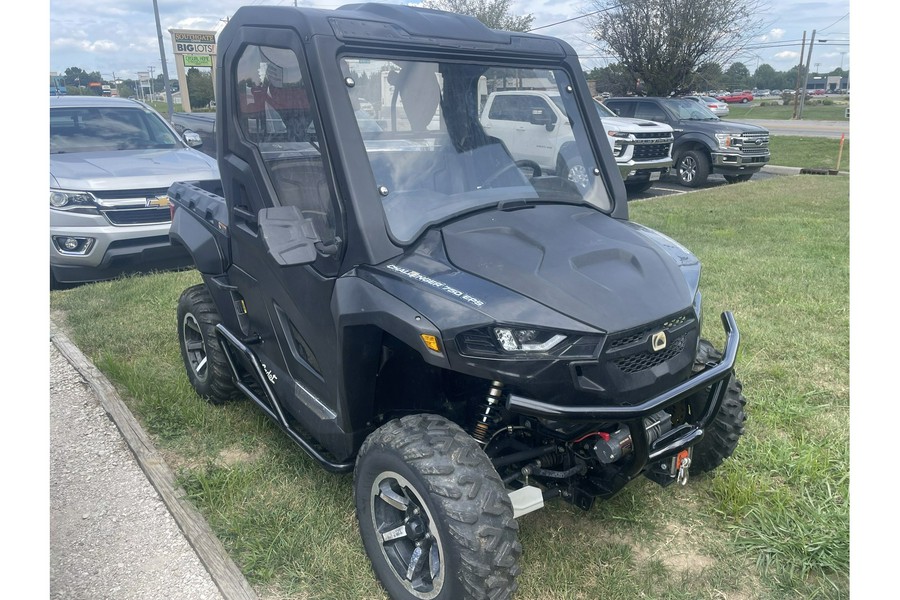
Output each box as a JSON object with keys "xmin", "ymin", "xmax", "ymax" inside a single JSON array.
[{"xmin": 168, "ymin": 4, "xmax": 747, "ymax": 599}]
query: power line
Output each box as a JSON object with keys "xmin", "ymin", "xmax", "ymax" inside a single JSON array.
[{"xmin": 527, "ymin": 5, "xmax": 621, "ymax": 33}]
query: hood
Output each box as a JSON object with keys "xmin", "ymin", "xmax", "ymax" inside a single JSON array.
[
  {"xmin": 677, "ymin": 119, "xmax": 768, "ymax": 135},
  {"xmin": 50, "ymin": 148, "xmax": 219, "ymax": 191},
  {"xmin": 440, "ymin": 205, "xmax": 696, "ymax": 332},
  {"xmin": 601, "ymin": 116, "xmax": 672, "ymax": 133}
]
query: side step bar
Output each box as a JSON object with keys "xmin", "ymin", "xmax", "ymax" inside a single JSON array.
[{"xmin": 215, "ymin": 324, "xmax": 354, "ymax": 474}]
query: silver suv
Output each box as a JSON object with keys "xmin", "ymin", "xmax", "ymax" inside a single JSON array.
[{"xmin": 50, "ymin": 96, "xmax": 219, "ymax": 286}]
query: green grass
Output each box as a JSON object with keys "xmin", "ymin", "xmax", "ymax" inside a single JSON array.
[
  {"xmin": 50, "ymin": 175, "xmax": 849, "ymax": 600},
  {"xmin": 769, "ymin": 137, "xmax": 850, "ymax": 172},
  {"xmin": 725, "ymin": 102, "xmax": 849, "ymax": 121}
]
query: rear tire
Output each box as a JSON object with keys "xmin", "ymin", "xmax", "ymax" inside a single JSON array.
[
  {"xmin": 177, "ymin": 284, "xmax": 237, "ymax": 404},
  {"xmin": 689, "ymin": 340, "xmax": 747, "ymax": 473},
  {"xmin": 675, "ymin": 149, "xmax": 710, "ymax": 188},
  {"xmin": 355, "ymin": 414, "xmax": 521, "ymax": 600}
]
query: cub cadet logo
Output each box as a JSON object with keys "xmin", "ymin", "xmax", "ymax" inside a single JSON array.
[
  {"xmin": 145, "ymin": 195, "xmax": 170, "ymax": 208},
  {"xmin": 651, "ymin": 331, "xmax": 667, "ymax": 352}
]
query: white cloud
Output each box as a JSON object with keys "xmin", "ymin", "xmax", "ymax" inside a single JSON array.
[
  {"xmin": 775, "ymin": 51, "xmax": 800, "ymax": 61},
  {"xmin": 767, "ymin": 28, "xmax": 786, "ymax": 41}
]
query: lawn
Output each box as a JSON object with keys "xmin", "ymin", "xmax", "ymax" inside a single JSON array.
[
  {"xmin": 769, "ymin": 136, "xmax": 850, "ymax": 172},
  {"xmin": 50, "ymin": 174, "xmax": 850, "ymax": 600},
  {"xmin": 725, "ymin": 101, "xmax": 849, "ymax": 121}
]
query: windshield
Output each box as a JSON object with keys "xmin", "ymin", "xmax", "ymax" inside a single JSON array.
[
  {"xmin": 50, "ymin": 106, "xmax": 182, "ymax": 154},
  {"xmin": 665, "ymin": 98, "xmax": 719, "ymax": 121},
  {"xmin": 594, "ymin": 100, "xmax": 616, "ymax": 118},
  {"xmin": 341, "ymin": 58, "xmax": 610, "ymax": 245}
]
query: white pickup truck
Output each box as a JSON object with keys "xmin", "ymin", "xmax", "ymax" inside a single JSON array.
[{"xmin": 481, "ymin": 90, "xmax": 674, "ymax": 193}]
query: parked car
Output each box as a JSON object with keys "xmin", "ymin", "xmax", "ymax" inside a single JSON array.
[
  {"xmin": 716, "ymin": 91, "xmax": 754, "ymax": 104},
  {"xmin": 49, "ymin": 96, "xmax": 219, "ymax": 287},
  {"xmin": 682, "ymin": 95, "xmax": 730, "ymax": 117},
  {"xmin": 604, "ymin": 96, "xmax": 769, "ymax": 187},
  {"xmin": 479, "ymin": 90, "xmax": 674, "ymax": 194}
]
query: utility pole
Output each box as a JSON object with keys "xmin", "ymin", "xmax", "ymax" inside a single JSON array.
[
  {"xmin": 148, "ymin": 66, "xmax": 155, "ymax": 99},
  {"xmin": 791, "ymin": 31, "xmax": 806, "ymax": 119},
  {"xmin": 152, "ymin": 0, "xmax": 175, "ymax": 120},
  {"xmin": 797, "ymin": 30, "xmax": 817, "ymax": 120}
]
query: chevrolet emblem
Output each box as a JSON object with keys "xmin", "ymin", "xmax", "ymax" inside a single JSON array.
[
  {"xmin": 651, "ymin": 331, "xmax": 667, "ymax": 352},
  {"xmin": 146, "ymin": 195, "xmax": 170, "ymax": 208}
]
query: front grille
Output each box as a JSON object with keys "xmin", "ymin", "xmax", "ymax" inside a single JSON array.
[
  {"xmin": 633, "ymin": 143, "xmax": 672, "ymax": 160},
  {"xmin": 92, "ymin": 188, "xmax": 170, "ymax": 201},
  {"xmin": 101, "ymin": 207, "xmax": 171, "ymax": 225},
  {"xmin": 633, "ymin": 131, "xmax": 672, "ymax": 140},
  {"xmin": 614, "ymin": 335, "xmax": 686, "ymax": 373},
  {"xmin": 736, "ymin": 133, "xmax": 769, "ymax": 155}
]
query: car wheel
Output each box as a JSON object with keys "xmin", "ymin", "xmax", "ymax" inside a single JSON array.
[
  {"xmin": 177, "ymin": 284, "xmax": 237, "ymax": 404},
  {"xmin": 355, "ymin": 414, "xmax": 521, "ymax": 600},
  {"xmin": 723, "ymin": 174, "xmax": 753, "ymax": 184},
  {"xmin": 624, "ymin": 179, "xmax": 654, "ymax": 194},
  {"xmin": 675, "ymin": 150, "xmax": 710, "ymax": 188},
  {"xmin": 741, "ymin": 98, "xmax": 749, "ymax": 103},
  {"xmin": 687, "ymin": 340, "xmax": 747, "ymax": 474}
]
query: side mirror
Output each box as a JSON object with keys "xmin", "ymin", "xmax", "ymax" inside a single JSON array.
[
  {"xmin": 182, "ymin": 130, "xmax": 203, "ymax": 148},
  {"xmin": 258, "ymin": 206, "xmax": 318, "ymax": 266},
  {"xmin": 529, "ymin": 108, "xmax": 553, "ymax": 130}
]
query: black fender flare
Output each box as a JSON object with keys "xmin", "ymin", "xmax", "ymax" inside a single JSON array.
[{"xmin": 169, "ymin": 208, "xmax": 229, "ymax": 275}]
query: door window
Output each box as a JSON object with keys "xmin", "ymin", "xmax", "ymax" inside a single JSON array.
[{"xmin": 234, "ymin": 44, "xmax": 342, "ymax": 258}]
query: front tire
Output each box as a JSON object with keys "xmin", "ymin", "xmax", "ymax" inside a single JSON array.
[
  {"xmin": 689, "ymin": 340, "xmax": 747, "ymax": 473},
  {"xmin": 355, "ymin": 414, "xmax": 521, "ymax": 600},
  {"xmin": 723, "ymin": 174, "xmax": 753, "ymax": 184},
  {"xmin": 177, "ymin": 284, "xmax": 237, "ymax": 404},
  {"xmin": 675, "ymin": 149, "xmax": 710, "ymax": 188},
  {"xmin": 624, "ymin": 179, "xmax": 654, "ymax": 194}
]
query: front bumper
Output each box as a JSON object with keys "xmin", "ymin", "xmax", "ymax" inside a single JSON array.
[
  {"xmin": 506, "ymin": 311, "xmax": 739, "ymax": 464},
  {"xmin": 50, "ymin": 210, "xmax": 191, "ymax": 283},
  {"xmin": 618, "ymin": 156, "xmax": 674, "ymax": 180},
  {"xmin": 711, "ymin": 150, "xmax": 769, "ymax": 171}
]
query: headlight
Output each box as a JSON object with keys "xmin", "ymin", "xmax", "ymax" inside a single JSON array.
[
  {"xmin": 50, "ymin": 189, "xmax": 99, "ymax": 212},
  {"xmin": 715, "ymin": 133, "xmax": 743, "ymax": 149},
  {"xmin": 456, "ymin": 327, "xmax": 602, "ymax": 359},
  {"xmin": 607, "ymin": 130, "xmax": 631, "ymax": 139},
  {"xmin": 494, "ymin": 327, "xmax": 566, "ymax": 352}
]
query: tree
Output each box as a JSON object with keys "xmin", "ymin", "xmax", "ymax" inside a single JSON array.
[
  {"xmin": 584, "ymin": 64, "xmax": 638, "ymax": 96},
  {"xmin": 422, "ymin": 0, "xmax": 533, "ymax": 31},
  {"xmin": 752, "ymin": 63, "xmax": 779, "ymax": 90},
  {"xmin": 724, "ymin": 62, "xmax": 750, "ymax": 90},
  {"xmin": 586, "ymin": 0, "xmax": 768, "ymax": 96},
  {"xmin": 689, "ymin": 62, "xmax": 724, "ymax": 93},
  {"xmin": 185, "ymin": 68, "xmax": 214, "ymax": 109}
]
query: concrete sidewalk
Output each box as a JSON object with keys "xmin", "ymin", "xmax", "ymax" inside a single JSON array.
[{"xmin": 49, "ymin": 328, "xmax": 257, "ymax": 600}]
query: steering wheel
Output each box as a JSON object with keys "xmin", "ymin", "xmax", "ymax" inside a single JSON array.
[{"xmin": 481, "ymin": 160, "xmax": 542, "ymax": 188}]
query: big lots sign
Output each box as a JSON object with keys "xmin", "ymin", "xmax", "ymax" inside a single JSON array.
[{"xmin": 172, "ymin": 31, "xmax": 216, "ymax": 55}]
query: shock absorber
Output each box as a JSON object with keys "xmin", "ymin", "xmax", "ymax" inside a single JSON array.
[{"xmin": 471, "ymin": 381, "xmax": 504, "ymax": 445}]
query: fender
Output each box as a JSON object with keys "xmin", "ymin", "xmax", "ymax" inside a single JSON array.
[{"xmin": 169, "ymin": 207, "xmax": 229, "ymax": 275}]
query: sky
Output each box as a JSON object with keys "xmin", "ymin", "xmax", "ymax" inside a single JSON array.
[{"xmin": 47, "ymin": 0, "xmax": 851, "ymax": 82}]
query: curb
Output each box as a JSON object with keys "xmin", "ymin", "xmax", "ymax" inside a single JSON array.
[
  {"xmin": 49, "ymin": 319, "xmax": 259, "ymax": 600},
  {"xmin": 762, "ymin": 164, "xmax": 849, "ymax": 176}
]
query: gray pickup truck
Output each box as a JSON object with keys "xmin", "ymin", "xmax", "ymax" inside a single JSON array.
[{"xmin": 604, "ymin": 96, "xmax": 770, "ymax": 187}]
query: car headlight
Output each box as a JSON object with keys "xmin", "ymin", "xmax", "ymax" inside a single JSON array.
[
  {"xmin": 607, "ymin": 130, "xmax": 631, "ymax": 139},
  {"xmin": 50, "ymin": 189, "xmax": 99, "ymax": 213},
  {"xmin": 493, "ymin": 327, "xmax": 566, "ymax": 352},
  {"xmin": 456, "ymin": 327, "xmax": 603, "ymax": 359},
  {"xmin": 715, "ymin": 133, "xmax": 743, "ymax": 149}
]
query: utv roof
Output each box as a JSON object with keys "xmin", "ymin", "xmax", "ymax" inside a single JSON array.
[{"xmin": 223, "ymin": 2, "xmax": 570, "ymax": 58}]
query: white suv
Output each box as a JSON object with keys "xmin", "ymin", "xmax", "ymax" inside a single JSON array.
[{"xmin": 481, "ymin": 90, "xmax": 673, "ymax": 194}]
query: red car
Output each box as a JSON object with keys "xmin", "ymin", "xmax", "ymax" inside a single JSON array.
[{"xmin": 717, "ymin": 91, "xmax": 754, "ymax": 104}]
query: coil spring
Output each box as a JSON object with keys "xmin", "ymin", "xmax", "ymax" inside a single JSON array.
[{"xmin": 471, "ymin": 381, "xmax": 504, "ymax": 445}]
